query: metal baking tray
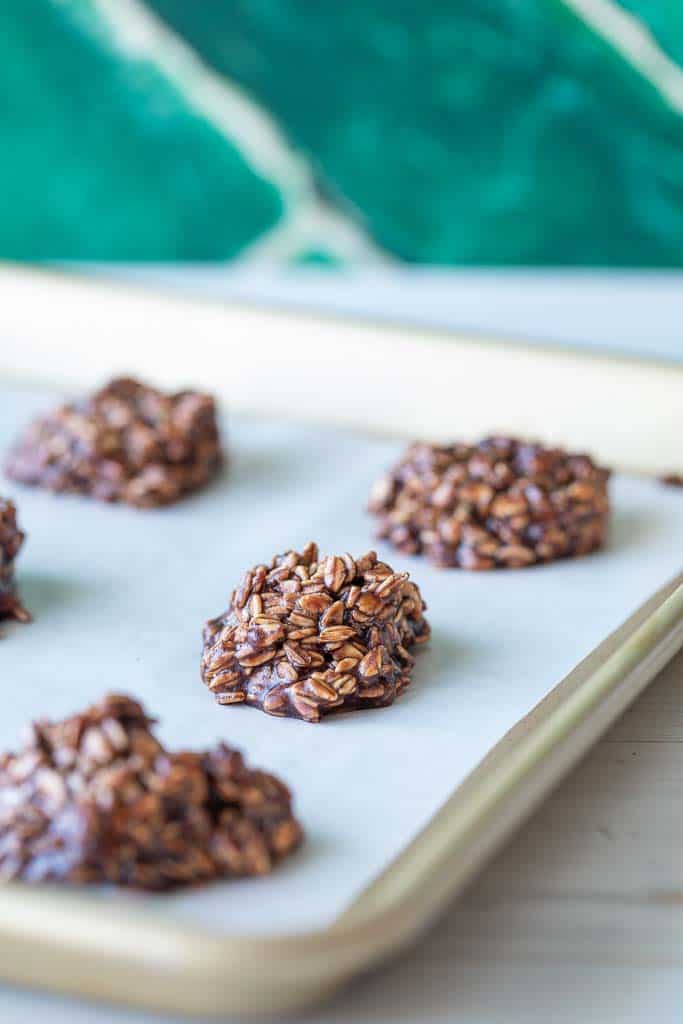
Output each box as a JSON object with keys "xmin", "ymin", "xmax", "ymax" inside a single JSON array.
[{"xmin": 0, "ymin": 266, "xmax": 681, "ymax": 1017}]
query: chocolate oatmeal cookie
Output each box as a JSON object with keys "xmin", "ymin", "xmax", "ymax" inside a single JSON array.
[
  {"xmin": 0, "ymin": 694, "xmax": 302, "ymax": 889},
  {"xmin": 369, "ymin": 437, "xmax": 610, "ymax": 569},
  {"xmin": 5, "ymin": 377, "xmax": 222, "ymax": 508},
  {"xmin": 0, "ymin": 497, "xmax": 29, "ymax": 623},
  {"xmin": 201, "ymin": 543, "xmax": 430, "ymax": 722}
]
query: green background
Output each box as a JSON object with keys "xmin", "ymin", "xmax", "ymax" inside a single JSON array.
[{"xmin": 2, "ymin": 0, "xmax": 683, "ymax": 264}]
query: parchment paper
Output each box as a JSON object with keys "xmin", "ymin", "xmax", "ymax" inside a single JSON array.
[{"xmin": 1, "ymin": 386, "xmax": 681, "ymax": 936}]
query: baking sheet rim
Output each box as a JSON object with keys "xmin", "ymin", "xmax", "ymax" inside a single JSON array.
[
  {"xmin": 0, "ymin": 268, "xmax": 682, "ymax": 1014},
  {"xmin": 0, "ymin": 576, "xmax": 680, "ymax": 1017},
  {"xmin": 1, "ymin": 262, "xmax": 682, "ymax": 475}
]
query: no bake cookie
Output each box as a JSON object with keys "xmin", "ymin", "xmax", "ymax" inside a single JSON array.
[
  {"xmin": 5, "ymin": 377, "xmax": 222, "ymax": 508},
  {"xmin": 201, "ymin": 543, "xmax": 430, "ymax": 722},
  {"xmin": 369, "ymin": 437, "xmax": 610, "ymax": 569},
  {"xmin": 0, "ymin": 694, "xmax": 302, "ymax": 889},
  {"xmin": 0, "ymin": 498, "xmax": 29, "ymax": 623}
]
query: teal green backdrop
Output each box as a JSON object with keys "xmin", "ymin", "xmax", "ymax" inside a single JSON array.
[{"xmin": 2, "ymin": 1, "xmax": 683, "ymax": 264}]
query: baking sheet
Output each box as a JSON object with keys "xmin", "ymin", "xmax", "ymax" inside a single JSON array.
[{"xmin": 1, "ymin": 385, "xmax": 682, "ymax": 937}]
